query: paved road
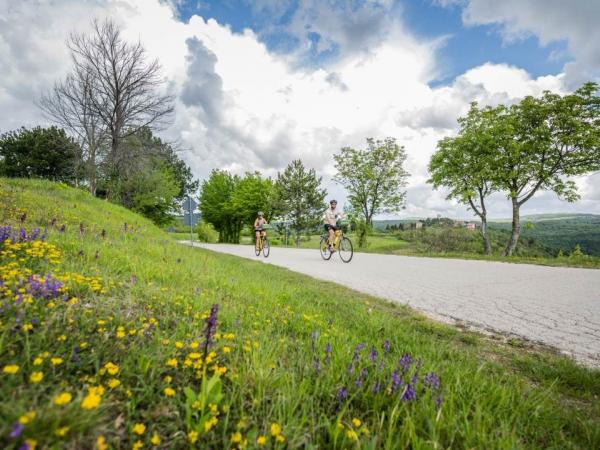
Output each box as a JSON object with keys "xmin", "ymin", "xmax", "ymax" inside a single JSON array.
[{"xmin": 185, "ymin": 242, "xmax": 600, "ymax": 367}]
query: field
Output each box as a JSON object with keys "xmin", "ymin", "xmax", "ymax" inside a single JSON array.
[{"xmin": 1, "ymin": 178, "xmax": 600, "ymax": 449}]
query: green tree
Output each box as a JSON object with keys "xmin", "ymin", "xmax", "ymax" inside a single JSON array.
[
  {"xmin": 199, "ymin": 170, "xmax": 242, "ymax": 243},
  {"xmin": 0, "ymin": 126, "xmax": 79, "ymax": 182},
  {"xmin": 231, "ymin": 172, "xmax": 276, "ymax": 227},
  {"xmin": 127, "ymin": 165, "xmax": 180, "ymax": 226},
  {"xmin": 495, "ymin": 83, "xmax": 600, "ymax": 256},
  {"xmin": 275, "ymin": 160, "xmax": 327, "ymax": 247},
  {"xmin": 429, "ymin": 104, "xmax": 499, "ymax": 255},
  {"xmin": 333, "ymin": 138, "xmax": 409, "ymax": 226}
]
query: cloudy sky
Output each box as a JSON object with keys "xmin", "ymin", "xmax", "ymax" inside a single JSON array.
[{"xmin": 1, "ymin": 0, "xmax": 599, "ymax": 218}]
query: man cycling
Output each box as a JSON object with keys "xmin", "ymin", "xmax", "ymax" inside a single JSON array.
[
  {"xmin": 323, "ymin": 200, "xmax": 344, "ymax": 252},
  {"xmin": 254, "ymin": 211, "xmax": 267, "ymax": 251}
]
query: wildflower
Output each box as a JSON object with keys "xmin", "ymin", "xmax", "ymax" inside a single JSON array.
[
  {"xmin": 108, "ymin": 378, "xmax": 121, "ymax": 389},
  {"xmin": 166, "ymin": 358, "xmax": 178, "ymax": 367},
  {"xmin": 21, "ymin": 439, "xmax": 38, "ymax": 450},
  {"xmin": 202, "ymin": 304, "xmax": 219, "ymax": 355},
  {"xmin": 29, "ymin": 371, "xmax": 44, "ymax": 383},
  {"xmin": 346, "ymin": 429, "xmax": 358, "ymax": 441},
  {"xmin": 96, "ymin": 436, "xmax": 108, "ymax": 450},
  {"xmin": 275, "ymin": 435, "xmax": 285, "ymax": 443},
  {"xmin": 369, "ymin": 346, "xmax": 377, "ymax": 362},
  {"xmin": 391, "ymin": 371, "xmax": 403, "ymax": 393},
  {"xmin": 436, "ymin": 390, "xmax": 444, "ymax": 410},
  {"xmin": 55, "ymin": 426, "xmax": 69, "ymax": 437},
  {"xmin": 132, "ymin": 440, "xmax": 143, "ymax": 450},
  {"xmin": 50, "ymin": 357, "xmax": 63, "ymax": 366},
  {"xmin": 399, "ymin": 353, "xmax": 413, "ymax": 373},
  {"xmin": 336, "ymin": 386, "xmax": 348, "ymax": 400},
  {"xmin": 270, "ymin": 423, "xmax": 282, "ymax": 436},
  {"xmin": 132, "ymin": 423, "xmax": 146, "ymax": 435},
  {"xmin": 256, "ymin": 435, "xmax": 267, "ymax": 445},
  {"xmin": 223, "ymin": 346, "xmax": 231, "ymax": 354},
  {"xmin": 424, "ymin": 372, "xmax": 441, "ymax": 391},
  {"xmin": 401, "ymin": 382, "xmax": 416, "ymax": 402},
  {"xmin": 81, "ymin": 391, "xmax": 102, "ymax": 410},
  {"xmin": 10, "ymin": 422, "xmax": 24, "ymax": 438},
  {"xmin": 188, "ymin": 431, "xmax": 199, "ymax": 443},
  {"xmin": 19, "ymin": 411, "xmax": 36, "ymax": 425},
  {"xmin": 382, "ymin": 339, "xmax": 391, "ymax": 355},
  {"xmin": 188, "ymin": 352, "xmax": 201, "ymax": 360},
  {"xmin": 3, "ymin": 364, "xmax": 19, "ymax": 374},
  {"xmin": 163, "ymin": 387, "xmax": 176, "ymax": 397},
  {"xmin": 151, "ymin": 433, "xmax": 161, "ymax": 445},
  {"xmin": 163, "ymin": 375, "xmax": 172, "ymax": 383},
  {"xmin": 33, "ymin": 357, "xmax": 43, "ymax": 366},
  {"xmin": 352, "ymin": 418, "xmax": 361, "ymax": 428},
  {"xmin": 231, "ymin": 432, "xmax": 242, "ymax": 443},
  {"xmin": 54, "ymin": 392, "xmax": 72, "ymax": 405},
  {"xmin": 204, "ymin": 416, "xmax": 218, "ymax": 432},
  {"xmin": 175, "ymin": 341, "xmax": 184, "ymax": 349},
  {"xmin": 104, "ymin": 362, "xmax": 119, "ymax": 375}
]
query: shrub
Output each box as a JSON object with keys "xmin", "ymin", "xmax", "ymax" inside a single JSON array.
[{"xmin": 196, "ymin": 221, "xmax": 219, "ymax": 243}]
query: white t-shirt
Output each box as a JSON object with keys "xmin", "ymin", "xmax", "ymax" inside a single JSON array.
[{"xmin": 323, "ymin": 207, "xmax": 344, "ymax": 225}]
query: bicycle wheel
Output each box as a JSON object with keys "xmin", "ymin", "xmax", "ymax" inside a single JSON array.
[
  {"xmin": 262, "ymin": 237, "xmax": 270, "ymax": 257},
  {"xmin": 339, "ymin": 236, "xmax": 353, "ymax": 263},
  {"xmin": 320, "ymin": 236, "xmax": 332, "ymax": 260},
  {"xmin": 254, "ymin": 240, "xmax": 261, "ymax": 256}
]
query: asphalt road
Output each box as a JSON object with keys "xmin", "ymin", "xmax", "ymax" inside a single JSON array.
[{"xmin": 185, "ymin": 242, "xmax": 600, "ymax": 367}]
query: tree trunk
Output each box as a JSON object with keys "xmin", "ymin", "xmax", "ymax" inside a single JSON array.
[
  {"xmin": 480, "ymin": 218, "xmax": 492, "ymax": 256},
  {"xmin": 502, "ymin": 198, "xmax": 521, "ymax": 256}
]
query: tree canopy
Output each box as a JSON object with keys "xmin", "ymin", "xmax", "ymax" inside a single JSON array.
[{"xmin": 334, "ymin": 138, "xmax": 409, "ymax": 226}]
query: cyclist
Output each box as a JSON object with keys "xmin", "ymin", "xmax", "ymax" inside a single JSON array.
[
  {"xmin": 254, "ymin": 211, "xmax": 267, "ymax": 251},
  {"xmin": 323, "ymin": 200, "xmax": 344, "ymax": 252}
]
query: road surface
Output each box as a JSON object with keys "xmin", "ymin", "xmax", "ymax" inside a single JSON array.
[{"xmin": 184, "ymin": 242, "xmax": 600, "ymax": 367}]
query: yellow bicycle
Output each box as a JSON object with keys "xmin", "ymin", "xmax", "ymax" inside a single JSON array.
[
  {"xmin": 320, "ymin": 221, "xmax": 353, "ymax": 263},
  {"xmin": 254, "ymin": 229, "xmax": 270, "ymax": 257}
]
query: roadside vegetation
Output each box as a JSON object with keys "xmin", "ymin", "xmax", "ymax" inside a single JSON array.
[{"xmin": 2, "ymin": 178, "xmax": 600, "ymax": 449}]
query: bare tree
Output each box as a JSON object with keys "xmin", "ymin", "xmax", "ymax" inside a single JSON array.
[
  {"xmin": 67, "ymin": 19, "xmax": 174, "ymax": 181},
  {"xmin": 39, "ymin": 66, "xmax": 105, "ymax": 194}
]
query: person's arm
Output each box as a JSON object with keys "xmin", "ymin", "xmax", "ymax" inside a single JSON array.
[{"xmin": 254, "ymin": 218, "xmax": 259, "ymax": 228}]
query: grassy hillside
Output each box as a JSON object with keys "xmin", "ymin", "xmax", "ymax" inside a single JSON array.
[{"xmin": 1, "ymin": 178, "xmax": 599, "ymax": 449}]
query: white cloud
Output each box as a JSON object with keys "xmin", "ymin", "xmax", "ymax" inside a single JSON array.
[
  {"xmin": 454, "ymin": 0, "xmax": 600, "ymax": 87},
  {"xmin": 0, "ymin": 0, "xmax": 598, "ymax": 219}
]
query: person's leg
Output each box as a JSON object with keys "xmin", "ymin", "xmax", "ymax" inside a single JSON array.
[
  {"xmin": 255, "ymin": 231, "xmax": 260, "ymax": 249},
  {"xmin": 328, "ymin": 227, "xmax": 334, "ymax": 246}
]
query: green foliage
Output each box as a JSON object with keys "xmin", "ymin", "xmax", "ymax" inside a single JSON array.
[
  {"xmin": 195, "ymin": 220, "xmax": 219, "ymax": 243},
  {"xmin": 275, "ymin": 160, "xmax": 327, "ymax": 245},
  {"xmin": 1, "ymin": 178, "xmax": 599, "ymax": 449},
  {"xmin": 0, "ymin": 126, "xmax": 79, "ymax": 182},
  {"xmin": 199, "ymin": 170, "xmax": 241, "ymax": 243},
  {"xmin": 334, "ymin": 137, "xmax": 409, "ymax": 225},
  {"xmin": 231, "ymin": 172, "xmax": 275, "ymax": 227}
]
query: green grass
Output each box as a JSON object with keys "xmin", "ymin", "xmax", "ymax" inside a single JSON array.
[{"xmin": 2, "ymin": 178, "xmax": 600, "ymax": 449}]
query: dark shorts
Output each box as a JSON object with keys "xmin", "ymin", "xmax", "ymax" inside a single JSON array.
[{"xmin": 324, "ymin": 224, "xmax": 338, "ymax": 232}]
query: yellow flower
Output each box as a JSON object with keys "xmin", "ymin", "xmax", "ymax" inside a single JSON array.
[
  {"xmin": 107, "ymin": 378, "xmax": 121, "ymax": 389},
  {"xmin": 50, "ymin": 357, "xmax": 63, "ymax": 366},
  {"xmin": 104, "ymin": 362, "xmax": 119, "ymax": 375},
  {"xmin": 23, "ymin": 323, "xmax": 34, "ymax": 331},
  {"xmin": 163, "ymin": 387, "xmax": 176, "ymax": 397},
  {"xmin": 188, "ymin": 352, "xmax": 201, "ymax": 360},
  {"xmin": 175, "ymin": 341, "xmax": 184, "ymax": 349},
  {"xmin": 188, "ymin": 431, "xmax": 199, "ymax": 443},
  {"xmin": 132, "ymin": 423, "xmax": 146, "ymax": 435},
  {"xmin": 163, "ymin": 375, "xmax": 172, "ymax": 383},
  {"xmin": 132, "ymin": 440, "xmax": 143, "ymax": 450},
  {"xmin": 24, "ymin": 439, "xmax": 38, "ymax": 450},
  {"xmin": 275, "ymin": 434, "xmax": 285, "ymax": 443},
  {"xmin": 352, "ymin": 418, "xmax": 361, "ymax": 428},
  {"xmin": 33, "ymin": 357, "xmax": 43, "ymax": 366},
  {"xmin": 231, "ymin": 432, "xmax": 242, "ymax": 443},
  {"xmin": 54, "ymin": 392, "xmax": 72, "ymax": 405},
  {"xmin": 97, "ymin": 436, "xmax": 108, "ymax": 450},
  {"xmin": 30, "ymin": 371, "xmax": 44, "ymax": 383},
  {"xmin": 81, "ymin": 392, "xmax": 102, "ymax": 410},
  {"xmin": 19, "ymin": 411, "xmax": 37, "ymax": 424},
  {"xmin": 150, "ymin": 433, "xmax": 161, "ymax": 445},
  {"xmin": 346, "ymin": 429, "xmax": 358, "ymax": 441},
  {"xmin": 55, "ymin": 426, "xmax": 70, "ymax": 437},
  {"xmin": 256, "ymin": 435, "xmax": 267, "ymax": 445},
  {"xmin": 204, "ymin": 416, "xmax": 218, "ymax": 432},
  {"xmin": 223, "ymin": 346, "xmax": 231, "ymax": 354},
  {"xmin": 270, "ymin": 423, "xmax": 282, "ymax": 437},
  {"xmin": 116, "ymin": 330, "xmax": 126, "ymax": 339},
  {"xmin": 189, "ymin": 341, "xmax": 199, "ymax": 349},
  {"xmin": 166, "ymin": 358, "xmax": 178, "ymax": 368},
  {"xmin": 3, "ymin": 364, "xmax": 19, "ymax": 374}
]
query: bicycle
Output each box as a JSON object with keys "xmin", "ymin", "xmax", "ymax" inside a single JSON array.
[
  {"xmin": 320, "ymin": 220, "xmax": 353, "ymax": 263},
  {"xmin": 254, "ymin": 227, "xmax": 270, "ymax": 258}
]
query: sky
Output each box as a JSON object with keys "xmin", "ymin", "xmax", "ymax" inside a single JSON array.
[{"xmin": 1, "ymin": 0, "xmax": 599, "ymax": 219}]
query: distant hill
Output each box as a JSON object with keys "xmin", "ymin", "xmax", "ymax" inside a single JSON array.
[{"xmin": 490, "ymin": 214, "xmax": 600, "ymax": 256}]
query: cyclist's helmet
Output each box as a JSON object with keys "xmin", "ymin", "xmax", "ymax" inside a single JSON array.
[
  {"xmin": 258, "ymin": 211, "xmax": 264, "ymax": 217},
  {"xmin": 330, "ymin": 200, "xmax": 337, "ymax": 205}
]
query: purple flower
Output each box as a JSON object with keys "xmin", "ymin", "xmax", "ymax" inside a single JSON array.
[
  {"xmin": 336, "ymin": 386, "xmax": 348, "ymax": 400},
  {"xmin": 399, "ymin": 353, "xmax": 413, "ymax": 373},
  {"xmin": 202, "ymin": 304, "xmax": 219, "ymax": 355},
  {"xmin": 10, "ymin": 422, "xmax": 24, "ymax": 438},
  {"xmin": 18, "ymin": 443, "xmax": 32, "ymax": 450},
  {"xmin": 311, "ymin": 331, "xmax": 318, "ymax": 343},
  {"xmin": 356, "ymin": 343, "xmax": 365, "ymax": 352},
  {"xmin": 324, "ymin": 343, "xmax": 332, "ymax": 365},
  {"xmin": 59, "ymin": 224, "xmax": 66, "ymax": 233},
  {"xmin": 50, "ymin": 217, "xmax": 57, "ymax": 226},
  {"xmin": 435, "ymin": 390, "xmax": 444, "ymax": 410},
  {"xmin": 369, "ymin": 346, "xmax": 377, "ymax": 362},
  {"xmin": 382, "ymin": 340, "xmax": 391, "ymax": 355},
  {"xmin": 424, "ymin": 372, "xmax": 440, "ymax": 391},
  {"xmin": 401, "ymin": 383, "xmax": 416, "ymax": 402},
  {"xmin": 391, "ymin": 370, "xmax": 403, "ymax": 393}
]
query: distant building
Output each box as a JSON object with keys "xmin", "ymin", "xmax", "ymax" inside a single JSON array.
[
  {"xmin": 414, "ymin": 221, "xmax": 423, "ymax": 230},
  {"xmin": 465, "ymin": 222, "xmax": 476, "ymax": 230}
]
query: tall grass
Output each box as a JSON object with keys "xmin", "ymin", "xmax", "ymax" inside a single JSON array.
[{"xmin": 1, "ymin": 178, "xmax": 599, "ymax": 449}]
